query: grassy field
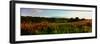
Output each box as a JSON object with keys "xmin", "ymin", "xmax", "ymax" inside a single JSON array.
[{"xmin": 21, "ymin": 16, "xmax": 92, "ymax": 35}]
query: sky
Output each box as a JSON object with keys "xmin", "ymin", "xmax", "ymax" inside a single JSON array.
[{"xmin": 20, "ymin": 8, "xmax": 92, "ymax": 19}]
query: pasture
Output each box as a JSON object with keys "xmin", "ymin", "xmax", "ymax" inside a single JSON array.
[{"xmin": 21, "ymin": 16, "xmax": 92, "ymax": 35}]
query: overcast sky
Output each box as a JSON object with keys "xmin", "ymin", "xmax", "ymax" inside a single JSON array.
[{"xmin": 20, "ymin": 8, "xmax": 92, "ymax": 19}]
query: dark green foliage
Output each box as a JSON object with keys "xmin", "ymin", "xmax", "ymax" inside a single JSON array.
[
  {"xmin": 81, "ymin": 18, "xmax": 85, "ymax": 20},
  {"xmin": 75, "ymin": 17, "xmax": 79, "ymax": 20}
]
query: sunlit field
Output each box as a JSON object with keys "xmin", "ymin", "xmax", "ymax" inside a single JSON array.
[{"xmin": 21, "ymin": 16, "xmax": 92, "ymax": 35}]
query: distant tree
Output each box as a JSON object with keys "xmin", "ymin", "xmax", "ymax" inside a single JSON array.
[
  {"xmin": 74, "ymin": 17, "xmax": 80, "ymax": 21},
  {"xmin": 70, "ymin": 18, "xmax": 74, "ymax": 20},
  {"xmin": 81, "ymin": 18, "xmax": 85, "ymax": 20},
  {"xmin": 75, "ymin": 17, "xmax": 79, "ymax": 20},
  {"xmin": 68, "ymin": 17, "xmax": 74, "ymax": 22}
]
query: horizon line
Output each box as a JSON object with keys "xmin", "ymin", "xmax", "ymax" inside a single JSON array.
[{"xmin": 21, "ymin": 16, "xmax": 92, "ymax": 19}]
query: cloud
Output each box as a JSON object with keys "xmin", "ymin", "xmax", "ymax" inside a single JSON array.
[
  {"xmin": 21, "ymin": 8, "xmax": 43, "ymax": 16},
  {"xmin": 21, "ymin": 8, "xmax": 92, "ymax": 19}
]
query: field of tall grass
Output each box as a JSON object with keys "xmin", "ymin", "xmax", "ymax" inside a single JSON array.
[{"xmin": 21, "ymin": 16, "xmax": 92, "ymax": 35}]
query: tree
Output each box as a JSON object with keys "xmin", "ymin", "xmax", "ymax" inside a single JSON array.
[
  {"xmin": 81, "ymin": 18, "xmax": 85, "ymax": 20},
  {"xmin": 68, "ymin": 17, "xmax": 74, "ymax": 22},
  {"xmin": 75, "ymin": 17, "xmax": 79, "ymax": 20},
  {"xmin": 70, "ymin": 17, "xmax": 74, "ymax": 20},
  {"xmin": 74, "ymin": 17, "xmax": 80, "ymax": 21}
]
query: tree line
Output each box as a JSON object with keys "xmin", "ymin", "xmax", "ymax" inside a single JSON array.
[{"xmin": 21, "ymin": 16, "xmax": 85, "ymax": 23}]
